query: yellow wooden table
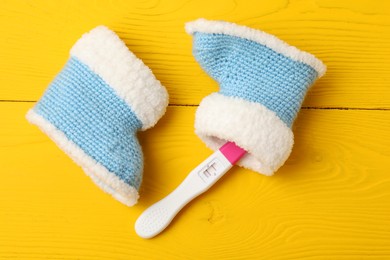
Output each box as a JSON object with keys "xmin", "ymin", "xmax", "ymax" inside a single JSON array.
[{"xmin": 1, "ymin": 0, "xmax": 390, "ymax": 259}]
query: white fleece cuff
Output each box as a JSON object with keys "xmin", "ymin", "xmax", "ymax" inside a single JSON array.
[
  {"xmin": 70, "ymin": 26, "xmax": 169, "ymax": 130},
  {"xmin": 195, "ymin": 93, "xmax": 294, "ymax": 175},
  {"xmin": 26, "ymin": 110, "xmax": 139, "ymax": 206}
]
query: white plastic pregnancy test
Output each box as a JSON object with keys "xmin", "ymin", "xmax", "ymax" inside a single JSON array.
[{"xmin": 135, "ymin": 142, "xmax": 246, "ymax": 239}]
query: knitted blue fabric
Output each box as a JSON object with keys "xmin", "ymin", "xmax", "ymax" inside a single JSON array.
[
  {"xmin": 192, "ymin": 33, "xmax": 318, "ymax": 127},
  {"xmin": 34, "ymin": 57, "xmax": 143, "ymax": 189},
  {"xmin": 186, "ymin": 19, "xmax": 326, "ymax": 176},
  {"xmin": 26, "ymin": 26, "xmax": 168, "ymax": 206}
]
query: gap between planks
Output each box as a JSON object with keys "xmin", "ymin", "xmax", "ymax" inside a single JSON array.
[{"xmin": 0, "ymin": 100, "xmax": 389, "ymax": 111}]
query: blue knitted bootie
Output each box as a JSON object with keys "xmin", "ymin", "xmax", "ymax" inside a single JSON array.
[
  {"xmin": 186, "ymin": 19, "xmax": 326, "ymax": 175},
  {"xmin": 26, "ymin": 26, "xmax": 169, "ymax": 206}
]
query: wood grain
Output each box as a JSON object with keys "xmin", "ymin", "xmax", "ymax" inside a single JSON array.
[
  {"xmin": 1, "ymin": 0, "xmax": 390, "ymax": 259},
  {"xmin": 1, "ymin": 103, "xmax": 390, "ymax": 259},
  {"xmin": 1, "ymin": 0, "xmax": 390, "ymax": 107}
]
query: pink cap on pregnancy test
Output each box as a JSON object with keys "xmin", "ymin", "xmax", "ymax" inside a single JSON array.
[{"xmin": 219, "ymin": 142, "xmax": 247, "ymax": 165}]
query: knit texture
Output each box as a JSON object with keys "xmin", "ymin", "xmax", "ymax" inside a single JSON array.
[
  {"xmin": 34, "ymin": 57, "xmax": 143, "ymax": 189},
  {"xmin": 26, "ymin": 26, "xmax": 168, "ymax": 206},
  {"xmin": 193, "ymin": 32, "xmax": 318, "ymax": 127},
  {"xmin": 186, "ymin": 19, "xmax": 326, "ymax": 175}
]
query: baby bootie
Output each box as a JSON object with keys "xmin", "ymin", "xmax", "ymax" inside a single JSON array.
[
  {"xmin": 186, "ymin": 19, "xmax": 326, "ymax": 175},
  {"xmin": 26, "ymin": 26, "xmax": 169, "ymax": 206}
]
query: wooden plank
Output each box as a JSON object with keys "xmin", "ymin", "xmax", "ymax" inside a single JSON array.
[
  {"xmin": 1, "ymin": 0, "xmax": 390, "ymax": 107},
  {"xmin": 1, "ymin": 103, "xmax": 389, "ymax": 259}
]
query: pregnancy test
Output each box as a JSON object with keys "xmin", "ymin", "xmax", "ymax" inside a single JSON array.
[{"xmin": 135, "ymin": 142, "xmax": 246, "ymax": 239}]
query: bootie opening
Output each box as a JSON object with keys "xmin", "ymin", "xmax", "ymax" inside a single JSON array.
[{"xmin": 195, "ymin": 93, "xmax": 294, "ymax": 176}]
